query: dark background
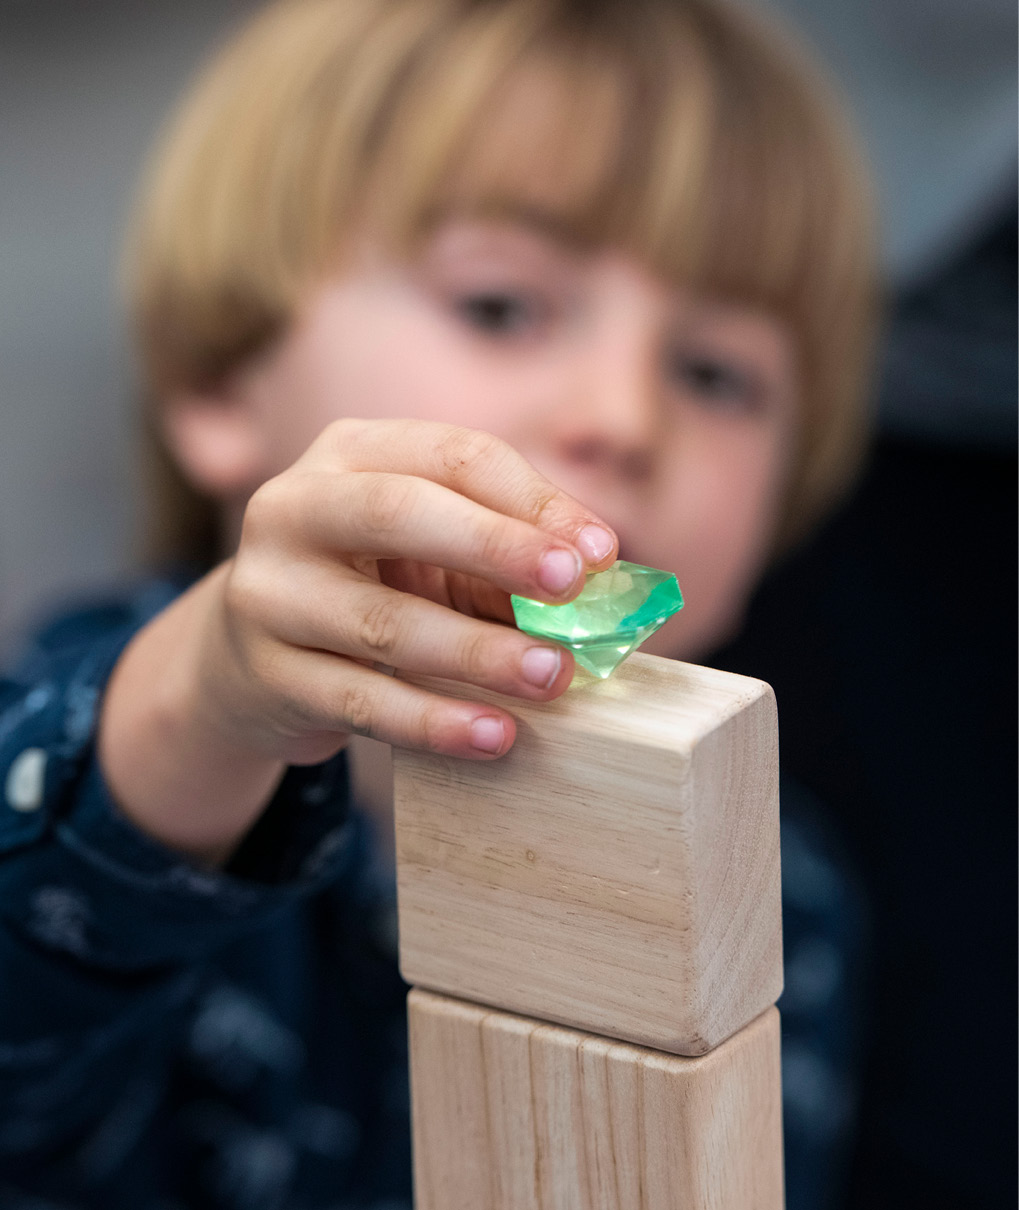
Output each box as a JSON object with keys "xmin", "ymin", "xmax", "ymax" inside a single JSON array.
[{"xmin": 715, "ymin": 200, "xmax": 1017, "ymax": 1208}]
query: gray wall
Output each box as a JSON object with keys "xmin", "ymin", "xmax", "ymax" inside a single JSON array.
[
  {"xmin": 1, "ymin": 0, "xmax": 257, "ymax": 647},
  {"xmin": 763, "ymin": 0, "xmax": 1016, "ymax": 277},
  {"xmin": 1, "ymin": 0, "xmax": 1015, "ymax": 647}
]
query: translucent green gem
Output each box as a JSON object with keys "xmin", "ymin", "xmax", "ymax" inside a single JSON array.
[{"xmin": 511, "ymin": 560, "xmax": 684, "ymax": 678}]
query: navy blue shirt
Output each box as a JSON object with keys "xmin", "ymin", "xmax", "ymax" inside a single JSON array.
[{"xmin": 0, "ymin": 579, "xmax": 865, "ymax": 1209}]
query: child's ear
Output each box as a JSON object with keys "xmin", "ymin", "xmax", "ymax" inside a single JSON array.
[{"xmin": 161, "ymin": 387, "xmax": 270, "ymax": 502}]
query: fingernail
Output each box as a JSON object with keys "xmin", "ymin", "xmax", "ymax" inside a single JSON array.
[
  {"xmin": 470, "ymin": 716, "xmax": 506, "ymax": 754},
  {"xmin": 576, "ymin": 524, "xmax": 615, "ymax": 564},
  {"xmin": 538, "ymin": 548, "xmax": 582, "ymax": 596},
  {"xmin": 521, "ymin": 646, "xmax": 561, "ymax": 689}
]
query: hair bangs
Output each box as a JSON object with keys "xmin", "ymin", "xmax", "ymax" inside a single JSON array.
[{"xmin": 357, "ymin": 1, "xmax": 717, "ymax": 280}]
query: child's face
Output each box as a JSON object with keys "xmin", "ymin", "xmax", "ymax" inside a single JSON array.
[{"xmin": 212, "ymin": 216, "xmax": 798, "ymax": 661}]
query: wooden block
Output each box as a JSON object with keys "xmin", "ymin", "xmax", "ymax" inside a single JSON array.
[
  {"xmin": 408, "ymin": 988, "xmax": 784, "ymax": 1210},
  {"xmin": 394, "ymin": 653, "xmax": 781, "ymax": 1055}
]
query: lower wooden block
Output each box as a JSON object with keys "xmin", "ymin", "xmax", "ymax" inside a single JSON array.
[{"xmin": 409, "ymin": 988, "xmax": 784, "ymax": 1210}]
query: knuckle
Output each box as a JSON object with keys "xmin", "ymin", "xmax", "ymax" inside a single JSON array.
[
  {"xmin": 241, "ymin": 472, "xmax": 307, "ymax": 542},
  {"xmin": 239, "ymin": 478, "xmax": 278, "ymax": 540},
  {"xmin": 222, "ymin": 560, "xmax": 267, "ymax": 630},
  {"xmin": 472, "ymin": 517, "xmax": 512, "ymax": 569},
  {"xmin": 416, "ymin": 703, "xmax": 451, "ymax": 754},
  {"xmin": 323, "ymin": 416, "xmax": 359, "ymax": 444},
  {"xmin": 358, "ymin": 596, "xmax": 403, "ymax": 661},
  {"xmin": 524, "ymin": 485, "xmax": 562, "ymax": 527},
  {"xmin": 458, "ymin": 627, "xmax": 491, "ymax": 683},
  {"xmin": 232, "ymin": 640, "xmax": 310, "ymax": 732},
  {"xmin": 360, "ymin": 474, "xmax": 417, "ymax": 539},
  {"xmin": 320, "ymin": 417, "xmax": 365, "ymax": 459},
  {"xmin": 254, "ymin": 645, "xmax": 296, "ymax": 706},
  {"xmin": 336, "ymin": 683, "xmax": 378, "ymax": 737},
  {"xmin": 437, "ymin": 426, "xmax": 500, "ymax": 478}
]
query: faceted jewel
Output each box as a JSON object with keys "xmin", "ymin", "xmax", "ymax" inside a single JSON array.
[{"xmin": 511, "ymin": 560, "xmax": 684, "ymax": 679}]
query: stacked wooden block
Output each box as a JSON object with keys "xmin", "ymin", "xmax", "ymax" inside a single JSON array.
[{"xmin": 394, "ymin": 653, "xmax": 785, "ymax": 1209}]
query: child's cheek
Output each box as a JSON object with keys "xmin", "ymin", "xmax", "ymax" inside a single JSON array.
[{"xmin": 637, "ymin": 435, "xmax": 786, "ymax": 661}]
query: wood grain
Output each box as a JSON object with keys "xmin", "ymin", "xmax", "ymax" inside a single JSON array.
[
  {"xmin": 409, "ymin": 988, "xmax": 784, "ymax": 1210},
  {"xmin": 394, "ymin": 653, "xmax": 782, "ymax": 1055}
]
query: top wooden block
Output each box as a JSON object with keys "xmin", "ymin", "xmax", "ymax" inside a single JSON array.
[{"xmin": 393, "ymin": 653, "xmax": 782, "ymax": 1056}]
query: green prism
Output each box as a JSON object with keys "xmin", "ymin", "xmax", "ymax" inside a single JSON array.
[{"xmin": 511, "ymin": 560, "xmax": 684, "ymax": 678}]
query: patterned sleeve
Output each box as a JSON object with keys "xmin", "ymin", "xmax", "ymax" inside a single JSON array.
[{"xmin": 0, "ymin": 582, "xmax": 359, "ymax": 1165}]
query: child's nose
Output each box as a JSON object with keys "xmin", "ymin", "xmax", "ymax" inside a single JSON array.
[{"xmin": 546, "ymin": 342, "xmax": 663, "ymax": 482}]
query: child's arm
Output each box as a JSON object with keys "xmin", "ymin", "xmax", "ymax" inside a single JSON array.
[
  {"xmin": 0, "ymin": 593, "xmax": 362, "ymax": 1172},
  {"xmin": 99, "ymin": 419, "xmax": 617, "ymax": 865}
]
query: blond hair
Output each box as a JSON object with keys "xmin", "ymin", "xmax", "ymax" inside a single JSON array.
[{"xmin": 126, "ymin": 0, "xmax": 877, "ymax": 567}]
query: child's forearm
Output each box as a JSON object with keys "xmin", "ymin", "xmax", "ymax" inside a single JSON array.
[{"xmin": 97, "ymin": 565, "xmax": 314, "ymax": 867}]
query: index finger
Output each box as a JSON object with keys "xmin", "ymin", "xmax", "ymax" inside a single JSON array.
[{"xmin": 315, "ymin": 419, "xmax": 619, "ymax": 569}]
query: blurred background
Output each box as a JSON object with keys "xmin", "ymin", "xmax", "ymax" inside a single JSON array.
[{"xmin": 0, "ymin": 0, "xmax": 1015, "ymax": 1206}]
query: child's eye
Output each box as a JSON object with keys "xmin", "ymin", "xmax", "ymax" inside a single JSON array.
[
  {"xmin": 670, "ymin": 352, "xmax": 762, "ymax": 413},
  {"xmin": 456, "ymin": 292, "xmax": 538, "ymax": 335}
]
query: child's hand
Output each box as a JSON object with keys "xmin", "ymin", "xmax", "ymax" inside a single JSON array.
[
  {"xmin": 98, "ymin": 420, "xmax": 617, "ymax": 862},
  {"xmin": 212, "ymin": 419, "xmax": 617, "ymax": 759}
]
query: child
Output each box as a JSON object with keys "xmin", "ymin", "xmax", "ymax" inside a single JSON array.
[{"xmin": 0, "ymin": 0, "xmax": 875, "ymax": 1206}]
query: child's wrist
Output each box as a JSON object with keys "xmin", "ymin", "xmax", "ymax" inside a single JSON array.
[{"xmin": 97, "ymin": 567, "xmax": 293, "ymax": 866}]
